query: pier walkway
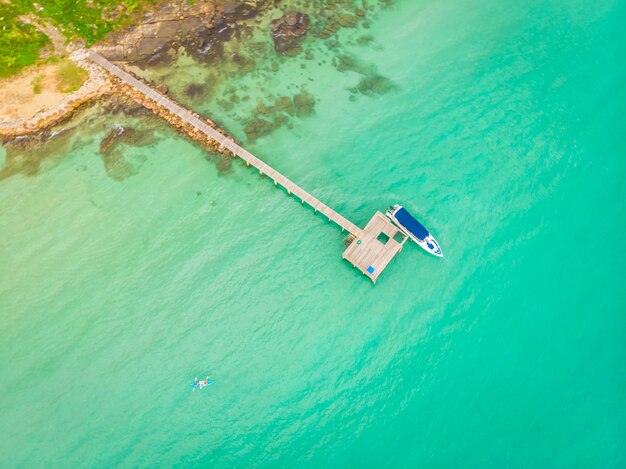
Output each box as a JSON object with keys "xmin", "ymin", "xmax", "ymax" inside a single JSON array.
[{"xmin": 89, "ymin": 51, "xmax": 407, "ymax": 282}]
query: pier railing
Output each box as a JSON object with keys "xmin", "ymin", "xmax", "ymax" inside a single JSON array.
[
  {"xmin": 89, "ymin": 52, "xmax": 361, "ymax": 236},
  {"xmin": 89, "ymin": 51, "xmax": 408, "ymax": 282}
]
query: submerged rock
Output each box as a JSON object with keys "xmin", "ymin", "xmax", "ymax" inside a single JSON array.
[
  {"xmin": 356, "ymin": 34, "xmax": 374, "ymax": 46},
  {"xmin": 101, "ymin": 148, "xmax": 134, "ymax": 181},
  {"xmin": 217, "ymin": 99, "xmax": 234, "ymax": 111},
  {"xmin": 184, "ymin": 83, "xmax": 206, "ymax": 100},
  {"xmin": 274, "ymin": 114, "xmax": 289, "ymax": 128},
  {"xmin": 103, "ymin": 94, "xmax": 151, "ymax": 117},
  {"xmin": 275, "ymin": 96, "xmax": 296, "ymax": 116},
  {"xmin": 99, "ymin": 126, "xmax": 154, "ymax": 180},
  {"xmin": 215, "ymin": 156, "xmax": 232, "ymax": 174},
  {"xmin": 182, "ymin": 2, "xmax": 259, "ymax": 64},
  {"xmin": 244, "ymin": 118, "xmax": 273, "ymax": 142},
  {"xmin": 270, "ymin": 12, "xmax": 310, "ymax": 55},
  {"xmin": 100, "ymin": 127, "xmax": 125, "ymax": 157},
  {"xmin": 184, "ymin": 21, "xmax": 233, "ymax": 63},
  {"xmin": 0, "ymin": 129, "xmax": 71, "ymax": 179},
  {"xmin": 336, "ymin": 14, "xmax": 359, "ymax": 28},
  {"xmin": 335, "ymin": 53, "xmax": 371, "ymax": 75},
  {"xmin": 99, "ymin": 126, "xmax": 155, "ymax": 157},
  {"xmin": 351, "ymin": 74, "xmax": 396, "ymax": 96},
  {"xmin": 231, "ymin": 53, "xmax": 256, "ymax": 74},
  {"xmin": 318, "ymin": 20, "xmax": 340, "ymax": 39},
  {"xmin": 257, "ymin": 102, "xmax": 276, "ymax": 116},
  {"xmin": 293, "ymin": 91, "xmax": 316, "ymax": 117}
]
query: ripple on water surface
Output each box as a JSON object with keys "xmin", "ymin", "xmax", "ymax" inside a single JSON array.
[{"xmin": 1, "ymin": 0, "xmax": 626, "ymax": 466}]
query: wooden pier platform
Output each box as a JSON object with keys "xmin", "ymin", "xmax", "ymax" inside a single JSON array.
[
  {"xmin": 88, "ymin": 52, "xmax": 407, "ymax": 282},
  {"xmin": 342, "ymin": 212, "xmax": 408, "ymax": 283}
]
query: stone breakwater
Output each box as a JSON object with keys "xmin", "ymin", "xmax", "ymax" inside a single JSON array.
[
  {"xmin": 107, "ymin": 72, "xmax": 236, "ymax": 158},
  {"xmin": 0, "ymin": 54, "xmax": 110, "ymax": 141},
  {"xmin": 1, "ymin": 53, "xmax": 236, "ymax": 159}
]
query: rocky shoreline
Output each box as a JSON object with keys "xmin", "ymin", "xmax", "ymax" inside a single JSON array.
[
  {"xmin": 0, "ymin": 51, "xmax": 110, "ymax": 141},
  {"xmin": 93, "ymin": 0, "xmax": 263, "ymax": 67},
  {"xmin": 1, "ymin": 0, "xmax": 389, "ymax": 155},
  {"xmin": 0, "ymin": 0, "xmax": 265, "ymax": 147},
  {"xmin": 1, "ymin": 57, "xmax": 237, "ymax": 161}
]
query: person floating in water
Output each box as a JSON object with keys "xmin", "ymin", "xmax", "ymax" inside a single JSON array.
[{"xmin": 192, "ymin": 376, "xmax": 213, "ymax": 390}]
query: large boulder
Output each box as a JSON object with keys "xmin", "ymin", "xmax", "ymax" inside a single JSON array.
[
  {"xmin": 93, "ymin": 0, "xmax": 217, "ymax": 64},
  {"xmin": 270, "ymin": 12, "xmax": 309, "ymax": 55}
]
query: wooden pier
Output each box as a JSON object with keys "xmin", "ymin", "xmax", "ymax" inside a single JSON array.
[
  {"xmin": 343, "ymin": 212, "xmax": 407, "ymax": 282},
  {"xmin": 89, "ymin": 52, "xmax": 406, "ymax": 282}
]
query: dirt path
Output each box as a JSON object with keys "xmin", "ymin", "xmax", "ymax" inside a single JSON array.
[{"xmin": 19, "ymin": 15, "xmax": 68, "ymax": 55}]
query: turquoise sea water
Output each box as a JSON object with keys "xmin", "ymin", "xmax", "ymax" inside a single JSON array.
[{"xmin": 2, "ymin": 0, "xmax": 626, "ymax": 466}]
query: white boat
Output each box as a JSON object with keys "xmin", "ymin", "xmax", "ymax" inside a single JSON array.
[{"xmin": 386, "ymin": 204, "xmax": 443, "ymax": 257}]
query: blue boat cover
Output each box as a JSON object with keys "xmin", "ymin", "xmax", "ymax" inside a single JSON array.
[{"xmin": 395, "ymin": 208, "xmax": 429, "ymax": 240}]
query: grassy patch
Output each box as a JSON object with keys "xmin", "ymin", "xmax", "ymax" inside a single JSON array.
[
  {"xmin": 1, "ymin": 0, "xmax": 160, "ymax": 78},
  {"xmin": 0, "ymin": 3, "xmax": 50, "ymax": 77},
  {"xmin": 55, "ymin": 60, "xmax": 88, "ymax": 93},
  {"xmin": 32, "ymin": 74, "xmax": 45, "ymax": 94},
  {"xmin": 10, "ymin": 0, "xmax": 160, "ymax": 45}
]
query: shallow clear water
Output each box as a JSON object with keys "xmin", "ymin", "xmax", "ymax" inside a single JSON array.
[{"xmin": 1, "ymin": 0, "xmax": 626, "ymax": 466}]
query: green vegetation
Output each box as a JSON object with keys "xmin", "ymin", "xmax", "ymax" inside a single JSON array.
[
  {"xmin": 55, "ymin": 59, "xmax": 88, "ymax": 92},
  {"xmin": 0, "ymin": 3, "xmax": 50, "ymax": 77},
  {"xmin": 32, "ymin": 74, "xmax": 45, "ymax": 94},
  {"xmin": 1, "ymin": 0, "xmax": 159, "ymax": 77},
  {"xmin": 8, "ymin": 0, "xmax": 159, "ymax": 44}
]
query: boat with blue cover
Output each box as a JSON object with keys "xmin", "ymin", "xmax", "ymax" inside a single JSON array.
[{"xmin": 386, "ymin": 204, "xmax": 443, "ymax": 257}]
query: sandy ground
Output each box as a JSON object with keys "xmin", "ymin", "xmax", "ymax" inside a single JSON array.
[
  {"xmin": 0, "ymin": 49, "xmax": 109, "ymax": 137},
  {"xmin": 0, "ymin": 64, "xmax": 69, "ymax": 123},
  {"xmin": 0, "ymin": 14, "xmax": 74, "ymax": 126}
]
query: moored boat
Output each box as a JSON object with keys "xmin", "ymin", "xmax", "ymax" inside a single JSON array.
[{"xmin": 386, "ymin": 204, "xmax": 443, "ymax": 257}]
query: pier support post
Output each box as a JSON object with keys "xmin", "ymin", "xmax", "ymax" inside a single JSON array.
[{"xmin": 274, "ymin": 180, "xmax": 277, "ymax": 186}]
